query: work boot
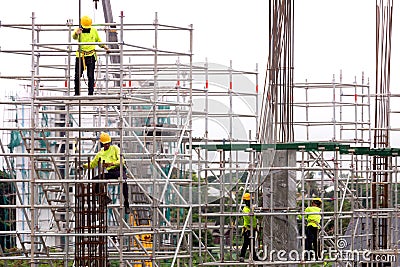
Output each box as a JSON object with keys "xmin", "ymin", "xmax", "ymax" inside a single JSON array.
[
  {"xmin": 124, "ymin": 206, "xmax": 130, "ymax": 214},
  {"xmin": 124, "ymin": 201, "xmax": 130, "ymax": 214}
]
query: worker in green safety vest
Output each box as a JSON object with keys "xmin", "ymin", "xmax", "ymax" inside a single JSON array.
[
  {"xmin": 304, "ymin": 197, "xmax": 322, "ymax": 259},
  {"xmin": 82, "ymin": 132, "xmax": 130, "ymax": 214},
  {"xmin": 239, "ymin": 192, "xmax": 259, "ymax": 262},
  {"xmin": 72, "ymin": 15, "xmax": 109, "ymax": 96}
]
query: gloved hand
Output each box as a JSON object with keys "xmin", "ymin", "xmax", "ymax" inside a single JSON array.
[{"xmin": 103, "ymin": 162, "xmax": 114, "ymax": 168}]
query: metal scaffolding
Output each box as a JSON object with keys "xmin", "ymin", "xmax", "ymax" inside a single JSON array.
[
  {"xmin": 1, "ymin": 1, "xmax": 400, "ymax": 267},
  {"xmin": 0, "ymin": 12, "xmax": 259, "ymax": 267}
]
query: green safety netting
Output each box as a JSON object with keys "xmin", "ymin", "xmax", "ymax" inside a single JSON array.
[
  {"xmin": 7, "ymin": 104, "xmax": 54, "ymax": 151},
  {"xmin": 7, "ymin": 96, "xmax": 21, "ymax": 152},
  {"xmin": 7, "ymin": 130, "xmax": 21, "ymax": 152},
  {"xmin": 40, "ymin": 107, "xmax": 53, "ymax": 148},
  {"xmin": 0, "ymin": 170, "xmax": 16, "ymax": 249}
]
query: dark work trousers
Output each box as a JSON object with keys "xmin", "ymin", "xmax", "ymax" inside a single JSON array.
[
  {"xmin": 74, "ymin": 55, "xmax": 96, "ymax": 95},
  {"xmin": 93, "ymin": 168, "xmax": 129, "ymax": 209},
  {"xmin": 305, "ymin": 225, "xmax": 319, "ymax": 259},
  {"xmin": 240, "ymin": 229, "xmax": 259, "ymax": 260}
]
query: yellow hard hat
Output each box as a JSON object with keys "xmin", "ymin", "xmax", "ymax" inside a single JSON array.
[
  {"xmin": 243, "ymin": 193, "xmax": 251, "ymax": 201},
  {"xmin": 81, "ymin": 16, "xmax": 92, "ymax": 28},
  {"xmin": 99, "ymin": 132, "xmax": 111, "ymax": 144},
  {"xmin": 312, "ymin": 197, "xmax": 322, "ymax": 203}
]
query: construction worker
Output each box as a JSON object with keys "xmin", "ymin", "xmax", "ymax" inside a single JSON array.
[
  {"xmin": 239, "ymin": 192, "xmax": 259, "ymax": 262},
  {"xmin": 304, "ymin": 197, "xmax": 322, "ymax": 259},
  {"xmin": 82, "ymin": 132, "xmax": 130, "ymax": 214},
  {"xmin": 72, "ymin": 15, "xmax": 109, "ymax": 96}
]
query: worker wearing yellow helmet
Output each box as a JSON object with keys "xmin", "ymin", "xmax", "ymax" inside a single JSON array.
[
  {"xmin": 82, "ymin": 132, "xmax": 130, "ymax": 214},
  {"xmin": 72, "ymin": 15, "xmax": 109, "ymax": 96},
  {"xmin": 239, "ymin": 192, "xmax": 259, "ymax": 262},
  {"xmin": 304, "ymin": 197, "xmax": 322, "ymax": 259}
]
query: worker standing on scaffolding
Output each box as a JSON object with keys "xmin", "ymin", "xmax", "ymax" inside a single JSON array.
[
  {"xmin": 239, "ymin": 192, "xmax": 259, "ymax": 262},
  {"xmin": 82, "ymin": 132, "xmax": 130, "ymax": 214},
  {"xmin": 304, "ymin": 197, "xmax": 322, "ymax": 260},
  {"xmin": 72, "ymin": 15, "xmax": 109, "ymax": 96}
]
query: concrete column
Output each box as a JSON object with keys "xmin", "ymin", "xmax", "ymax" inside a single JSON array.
[{"xmin": 262, "ymin": 150, "xmax": 298, "ymax": 262}]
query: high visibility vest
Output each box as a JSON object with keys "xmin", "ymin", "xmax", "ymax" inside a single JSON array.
[
  {"xmin": 72, "ymin": 27, "xmax": 104, "ymax": 58},
  {"xmin": 305, "ymin": 206, "xmax": 321, "ymax": 228},
  {"xmin": 242, "ymin": 206, "xmax": 257, "ymax": 230},
  {"xmin": 83, "ymin": 145, "xmax": 122, "ymax": 171}
]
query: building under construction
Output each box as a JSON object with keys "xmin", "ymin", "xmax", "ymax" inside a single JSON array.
[{"xmin": 0, "ymin": 0, "xmax": 399, "ymax": 266}]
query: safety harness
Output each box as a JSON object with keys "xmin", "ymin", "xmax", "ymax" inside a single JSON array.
[{"xmin": 79, "ymin": 50, "xmax": 96, "ymax": 70}]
